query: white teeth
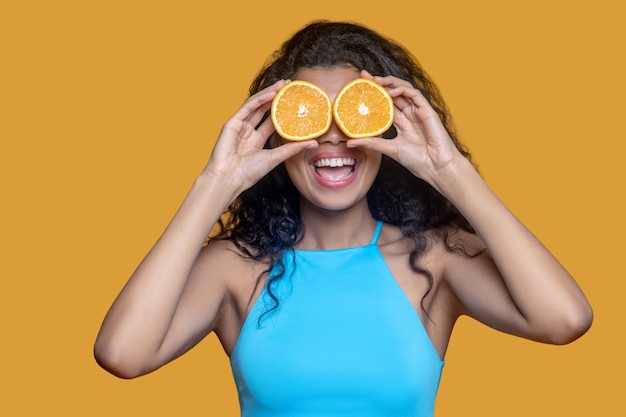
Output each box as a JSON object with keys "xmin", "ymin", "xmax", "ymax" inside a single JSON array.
[{"xmin": 313, "ymin": 157, "xmax": 356, "ymax": 168}]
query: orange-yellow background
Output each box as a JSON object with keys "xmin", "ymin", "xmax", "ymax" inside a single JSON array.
[{"xmin": 1, "ymin": 0, "xmax": 623, "ymax": 416}]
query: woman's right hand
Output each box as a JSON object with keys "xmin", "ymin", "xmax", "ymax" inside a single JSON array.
[
  {"xmin": 204, "ymin": 80, "xmax": 318, "ymax": 195},
  {"xmin": 94, "ymin": 81, "xmax": 319, "ymax": 379}
]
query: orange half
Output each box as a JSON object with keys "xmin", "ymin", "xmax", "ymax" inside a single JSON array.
[
  {"xmin": 271, "ymin": 80, "xmax": 332, "ymax": 141},
  {"xmin": 332, "ymin": 78, "xmax": 394, "ymax": 139}
]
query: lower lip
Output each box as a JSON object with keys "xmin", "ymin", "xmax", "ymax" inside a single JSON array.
[{"xmin": 311, "ymin": 165, "xmax": 358, "ymax": 188}]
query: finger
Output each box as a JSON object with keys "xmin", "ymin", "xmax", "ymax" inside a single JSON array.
[
  {"xmin": 389, "ymin": 92, "xmax": 411, "ymax": 112},
  {"xmin": 233, "ymin": 80, "xmax": 287, "ymax": 125},
  {"xmin": 346, "ymin": 137, "xmax": 399, "ymax": 161},
  {"xmin": 371, "ymin": 75, "xmax": 431, "ymax": 109},
  {"xmin": 359, "ymin": 69, "xmax": 374, "ymax": 79},
  {"xmin": 255, "ymin": 114, "xmax": 276, "ymax": 140},
  {"xmin": 365, "ymin": 75, "xmax": 416, "ymax": 113},
  {"xmin": 267, "ymin": 140, "xmax": 318, "ymax": 167},
  {"xmin": 392, "ymin": 88, "xmax": 446, "ymax": 134},
  {"xmin": 388, "ymin": 85, "xmax": 433, "ymax": 112},
  {"xmin": 372, "ymin": 74, "xmax": 413, "ymax": 89}
]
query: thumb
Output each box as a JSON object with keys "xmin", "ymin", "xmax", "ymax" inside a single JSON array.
[
  {"xmin": 346, "ymin": 137, "xmax": 398, "ymax": 161},
  {"xmin": 268, "ymin": 140, "xmax": 319, "ymax": 167}
]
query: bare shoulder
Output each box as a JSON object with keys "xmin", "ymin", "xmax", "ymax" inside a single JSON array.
[
  {"xmin": 377, "ymin": 224, "xmax": 484, "ymax": 274},
  {"xmin": 438, "ymin": 227, "xmax": 487, "ymax": 257},
  {"xmin": 196, "ymin": 239, "xmax": 268, "ymax": 354},
  {"xmin": 376, "ymin": 224, "xmax": 485, "ymax": 357},
  {"xmin": 197, "ymin": 238, "xmax": 260, "ymax": 272},
  {"xmin": 436, "ymin": 228, "xmax": 493, "ymax": 284},
  {"xmin": 426, "ymin": 227, "xmax": 492, "ymax": 299},
  {"xmin": 197, "ymin": 239, "xmax": 268, "ymax": 307},
  {"xmin": 190, "ymin": 239, "xmax": 248, "ymax": 293}
]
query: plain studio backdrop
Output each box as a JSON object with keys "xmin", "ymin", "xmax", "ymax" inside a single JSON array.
[{"xmin": 1, "ymin": 1, "xmax": 623, "ymax": 416}]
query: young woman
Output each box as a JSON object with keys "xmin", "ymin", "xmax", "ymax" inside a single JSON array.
[{"xmin": 94, "ymin": 20, "xmax": 593, "ymax": 416}]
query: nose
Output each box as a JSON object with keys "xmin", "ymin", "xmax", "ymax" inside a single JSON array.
[{"xmin": 317, "ymin": 120, "xmax": 348, "ymax": 145}]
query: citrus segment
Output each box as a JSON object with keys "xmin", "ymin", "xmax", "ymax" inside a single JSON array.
[
  {"xmin": 271, "ymin": 80, "xmax": 332, "ymax": 141},
  {"xmin": 332, "ymin": 78, "xmax": 394, "ymax": 139}
]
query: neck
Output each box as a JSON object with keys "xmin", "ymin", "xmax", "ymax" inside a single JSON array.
[{"xmin": 296, "ymin": 200, "xmax": 378, "ymax": 250}]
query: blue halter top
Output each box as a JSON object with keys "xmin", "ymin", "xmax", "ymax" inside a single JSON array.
[{"xmin": 230, "ymin": 221, "xmax": 444, "ymax": 416}]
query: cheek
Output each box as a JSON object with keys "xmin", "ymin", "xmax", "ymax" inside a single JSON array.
[
  {"xmin": 283, "ymin": 158, "xmax": 305, "ymax": 187},
  {"xmin": 368, "ymin": 153, "xmax": 383, "ymax": 178}
]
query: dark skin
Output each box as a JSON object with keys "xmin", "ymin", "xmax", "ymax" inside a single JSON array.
[{"xmin": 94, "ymin": 67, "xmax": 592, "ymax": 379}]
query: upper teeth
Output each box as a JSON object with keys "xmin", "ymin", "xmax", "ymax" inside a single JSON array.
[{"xmin": 314, "ymin": 157, "xmax": 356, "ymax": 168}]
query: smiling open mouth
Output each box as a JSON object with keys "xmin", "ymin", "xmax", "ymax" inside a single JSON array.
[{"xmin": 313, "ymin": 157, "xmax": 356, "ymax": 181}]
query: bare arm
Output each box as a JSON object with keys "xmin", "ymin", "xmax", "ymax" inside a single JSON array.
[
  {"xmin": 438, "ymin": 161, "xmax": 592, "ymax": 344},
  {"xmin": 94, "ymin": 80, "xmax": 318, "ymax": 378},
  {"xmin": 94, "ymin": 175, "xmax": 233, "ymax": 378},
  {"xmin": 349, "ymin": 71, "xmax": 592, "ymax": 344}
]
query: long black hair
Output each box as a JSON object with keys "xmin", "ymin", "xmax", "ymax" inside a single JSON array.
[{"xmin": 211, "ymin": 20, "xmax": 477, "ymax": 318}]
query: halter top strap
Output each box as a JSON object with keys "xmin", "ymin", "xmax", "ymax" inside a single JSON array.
[{"xmin": 369, "ymin": 220, "xmax": 384, "ymax": 245}]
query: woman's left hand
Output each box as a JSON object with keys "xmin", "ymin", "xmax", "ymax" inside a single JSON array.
[{"xmin": 347, "ymin": 71, "xmax": 468, "ymax": 187}]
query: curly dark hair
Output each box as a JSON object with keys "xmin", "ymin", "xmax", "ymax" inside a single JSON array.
[{"xmin": 211, "ymin": 20, "xmax": 477, "ymax": 319}]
